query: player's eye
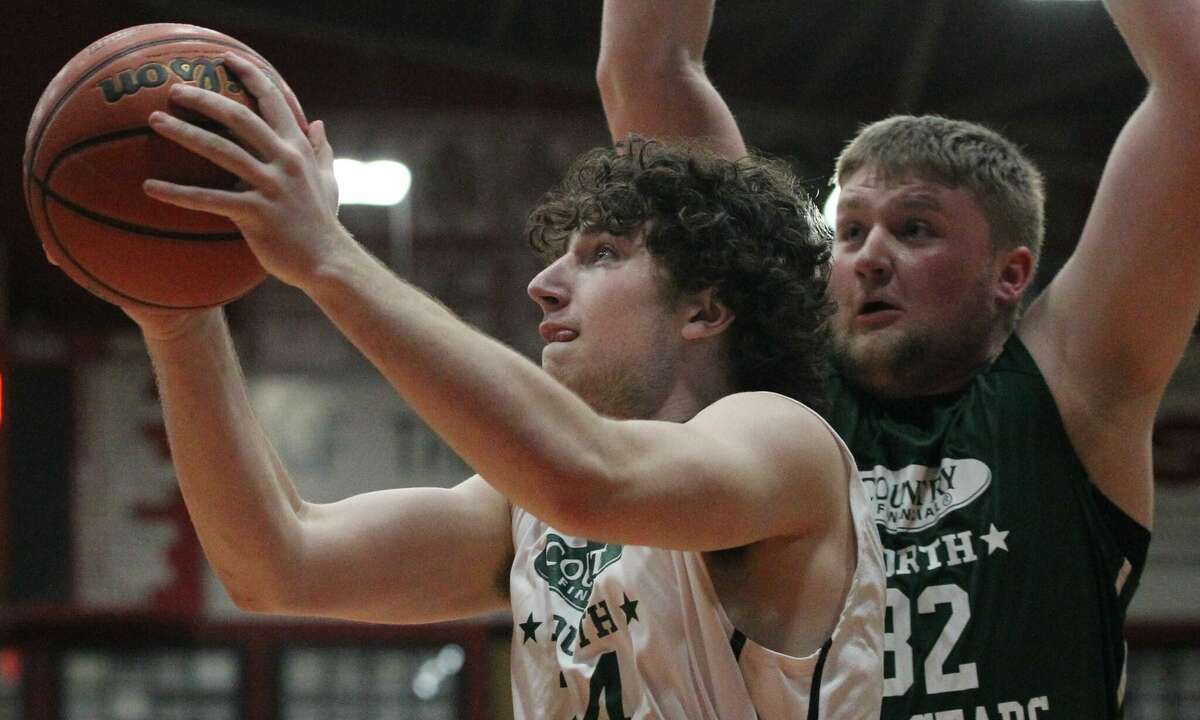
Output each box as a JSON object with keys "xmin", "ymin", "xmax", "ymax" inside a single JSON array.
[
  {"xmin": 836, "ymin": 224, "xmax": 864, "ymax": 243},
  {"xmin": 591, "ymin": 244, "xmax": 618, "ymax": 261},
  {"xmin": 901, "ymin": 220, "xmax": 933, "ymax": 237}
]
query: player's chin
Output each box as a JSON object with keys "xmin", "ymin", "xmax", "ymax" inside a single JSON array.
[
  {"xmin": 540, "ymin": 345, "xmax": 569, "ymax": 376},
  {"xmin": 832, "ymin": 332, "xmax": 889, "ymax": 372},
  {"xmin": 831, "ymin": 349, "xmax": 895, "ymax": 396},
  {"xmin": 541, "ymin": 338, "xmax": 577, "ymax": 360},
  {"xmin": 831, "ymin": 322, "xmax": 874, "ymax": 352}
]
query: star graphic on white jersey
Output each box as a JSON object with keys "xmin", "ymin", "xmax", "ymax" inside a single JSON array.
[{"xmin": 980, "ymin": 523, "xmax": 1010, "ymax": 555}]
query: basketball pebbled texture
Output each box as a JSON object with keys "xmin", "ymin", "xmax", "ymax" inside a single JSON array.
[{"xmin": 23, "ymin": 23, "xmax": 307, "ymax": 309}]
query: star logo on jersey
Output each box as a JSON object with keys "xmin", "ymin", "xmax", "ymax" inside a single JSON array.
[
  {"xmin": 534, "ymin": 533, "xmax": 623, "ymax": 611},
  {"xmin": 979, "ymin": 523, "xmax": 1010, "ymax": 554},
  {"xmin": 518, "ymin": 613, "xmax": 542, "ymax": 643}
]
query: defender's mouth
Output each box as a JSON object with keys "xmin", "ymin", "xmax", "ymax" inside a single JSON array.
[{"xmin": 858, "ymin": 300, "xmax": 898, "ymax": 316}]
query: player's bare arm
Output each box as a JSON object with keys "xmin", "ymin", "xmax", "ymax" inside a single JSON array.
[
  {"xmin": 599, "ymin": 0, "xmax": 746, "ymax": 158},
  {"xmin": 304, "ymin": 253, "xmax": 844, "ymax": 553},
  {"xmin": 144, "ymin": 55, "xmax": 841, "ymax": 555},
  {"xmin": 132, "ymin": 304, "xmax": 515, "ymax": 625},
  {"xmin": 584, "ymin": 391, "xmax": 849, "ymax": 549},
  {"xmin": 1019, "ymin": 0, "xmax": 1200, "ymax": 528}
]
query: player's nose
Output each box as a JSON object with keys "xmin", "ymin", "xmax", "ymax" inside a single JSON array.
[
  {"xmin": 853, "ymin": 226, "xmax": 895, "ymax": 285},
  {"xmin": 527, "ymin": 257, "xmax": 571, "ymax": 312}
]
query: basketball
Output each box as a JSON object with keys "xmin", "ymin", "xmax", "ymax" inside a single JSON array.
[{"xmin": 22, "ymin": 23, "xmax": 307, "ymax": 310}]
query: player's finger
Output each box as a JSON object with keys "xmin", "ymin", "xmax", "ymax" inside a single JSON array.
[
  {"xmin": 148, "ymin": 110, "xmax": 271, "ymax": 187},
  {"xmin": 143, "ymin": 178, "xmax": 251, "ymax": 216},
  {"xmin": 309, "ymin": 120, "xmax": 340, "ymax": 211},
  {"xmin": 165, "ymin": 84, "xmax": 283, "ymax": 165},
  {"xmin": 222, "ymin": 53, "xmax": 305, "ymax": 143},
  {"xmin": 310, "ymin": 119, "xmax": 334, "ymax": 167}
]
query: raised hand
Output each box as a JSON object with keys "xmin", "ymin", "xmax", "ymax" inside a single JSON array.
[{"xmin": 142, "ymin": 52, "xmax": 345, "ymax": 290}]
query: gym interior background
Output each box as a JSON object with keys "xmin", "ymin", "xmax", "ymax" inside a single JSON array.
[{"xmin": 1, "ymin": 1, "xmax": 1197, "ymax": 718}]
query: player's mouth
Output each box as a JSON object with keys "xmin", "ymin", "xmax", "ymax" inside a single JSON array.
[
  {"xmin": 854, "ymin": 300, "xmax": 902, "ymax": 328},
  {"xmin": 539, "ymin": 322, "xmax": 578, "ymax": 343}
]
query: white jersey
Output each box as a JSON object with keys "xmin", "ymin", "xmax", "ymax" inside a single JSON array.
[{"xmin": 508, "ymin": 397, "xmax": 885, "ymax": 719}]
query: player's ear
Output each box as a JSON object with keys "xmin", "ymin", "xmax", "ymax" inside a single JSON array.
[
  {"xmin": 681, "ymin": 287, "xmax": 735, "ymax": 340},
  {"xmin": 994, "ymin": 245, "xmax": 1034, "ymax": 308}
]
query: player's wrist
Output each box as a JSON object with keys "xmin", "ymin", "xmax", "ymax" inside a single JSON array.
[
  {"xmin": 129, "ymin": 306, "xmax": 225, "ymax": 346},
  {"xmin": 291, "ymin": 224, "xmax": 371, "ymax": 297}
]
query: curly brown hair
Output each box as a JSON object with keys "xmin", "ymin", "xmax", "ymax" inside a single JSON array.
[{"xmin": 526, "ymin": 138, "xmax": 833, "ymax": 413}]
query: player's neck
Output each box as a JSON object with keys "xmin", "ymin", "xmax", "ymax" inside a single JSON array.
[
  {"xmin": 857, "ymin": 331, "xmax": 1011, "ymax": 401},
  {"xmin": 652, "ymin": 366, "xmax": 736, "ymax": 422}
]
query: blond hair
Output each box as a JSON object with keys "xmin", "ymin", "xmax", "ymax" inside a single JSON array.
[{"xmin": 836, "ymin": 115, "xmax": 1045, "ymax": 266}]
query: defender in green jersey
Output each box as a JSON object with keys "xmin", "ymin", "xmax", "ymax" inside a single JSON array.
[{"xmin": 599, "ymin": 0, "xmax": 1199, "ymax": 717}]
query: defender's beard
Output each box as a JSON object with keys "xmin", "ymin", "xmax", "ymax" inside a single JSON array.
[{"xmin": 831, "ymin": 283, "xmax": 999, "ymax": 400}]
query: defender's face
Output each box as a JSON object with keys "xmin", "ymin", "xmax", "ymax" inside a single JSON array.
[
  {"xmin": 828, "ymin": 167, "xmax": 1001, "ymax": 397},
  {"xmin": 527, "ymin": 230, "xmax": 685, "ymax": 418}
]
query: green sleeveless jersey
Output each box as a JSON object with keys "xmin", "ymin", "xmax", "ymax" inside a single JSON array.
[{"xmin": 828, "ymin": 335, "xmax": 1151, "ymax": 720}]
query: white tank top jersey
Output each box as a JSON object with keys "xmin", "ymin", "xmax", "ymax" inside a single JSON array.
[{"xmin": 508, "ymin": 395, "xmax": 885, "ymax": 719}]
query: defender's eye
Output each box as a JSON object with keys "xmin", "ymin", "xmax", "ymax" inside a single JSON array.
[{"xmin": 837, "ymin": 224, "xmax": 864, "ymax": 243}]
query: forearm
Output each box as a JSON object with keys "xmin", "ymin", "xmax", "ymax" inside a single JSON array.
[
  {"xmin": 598, "ymin": 0, "xmax": 746, "ymax": 157},
  {"xmin": 301, "ymin": 235, "xmax": 614, "ymax": 531},
  {"xmin": 143, "ymin": 309, "xmax": 306, "ymax": 609},
  {"xmin": 1104, "ymin": 0, "xmax": 1200, "ymax": 90},
  {"xmin": 599, "ymin": 0, "xmax": 713, "ymax": 77}
]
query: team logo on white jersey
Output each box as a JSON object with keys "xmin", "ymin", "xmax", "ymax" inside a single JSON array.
[
  {"xmin": 860, "ymin": 458, "xmax": 992, "ymax": 534},
  {"xmin": 534, "ymin": 533, "xmax": 623, "ymax": 611}
]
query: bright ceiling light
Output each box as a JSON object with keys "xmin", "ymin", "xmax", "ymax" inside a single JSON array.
[
  {"xmin": 334, "ymin": 159, "xmax": 412, "ymax": 206},
  {"xmin": 823, "ymin": 185, "xmax": 840, "ymax": 230}
]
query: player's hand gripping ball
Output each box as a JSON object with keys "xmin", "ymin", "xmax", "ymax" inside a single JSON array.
[{"xmin": 23, "ymin": 23, "xmax": 307, "ymax": 310}]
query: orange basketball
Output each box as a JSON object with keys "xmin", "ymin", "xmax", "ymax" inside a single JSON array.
[{"xmin": 22, "ymin": 23, "xmax": 307, "ymax": 310}]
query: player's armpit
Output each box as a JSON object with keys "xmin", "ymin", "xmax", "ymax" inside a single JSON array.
[{"xmin": 1018, "ymin": 4, "xmax": 1200, "ymax": 529}]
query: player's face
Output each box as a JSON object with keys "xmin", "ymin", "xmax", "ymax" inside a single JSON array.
[
  {"xmin": 527, "ymin": 230, "xmax": 686, "ymax": 419},
  {"xmin": 828, "ymin": 167, "xmax": 1003, "ymax": 398}
]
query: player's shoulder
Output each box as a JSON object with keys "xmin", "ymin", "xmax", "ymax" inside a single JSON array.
[
  {"xmin": 704, "ymin": 394, "xmax": 853, "ymax": 536},
  {"xmin": 699, "ymin": 390, "xmax": 828, "ymax": 422},
  {"xmin": 695, "ymin": 391, "xmax": 844, "ymax": 461}
]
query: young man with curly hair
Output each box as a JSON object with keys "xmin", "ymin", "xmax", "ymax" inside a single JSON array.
[
  {"xmin": 121, "ymin": 53, "xmax": 885, "ymax": 718},
  {"xmin": 597, "ymin": 1, "xmax": 1195, "ymax": 718}
]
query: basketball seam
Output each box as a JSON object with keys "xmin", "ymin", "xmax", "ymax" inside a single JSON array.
[
  {"xmin": 32, "ymin": 175, "xmax": 243, "ymax": 242},
  {"xmin": 36, "ymin": 174, "xmax": 255, "ymax": 310},
  {"xmin": 39, "ymin": 125, "xmax": 244, "ymax": 242},
  {"xmin": 32, "ymin": 162, "xmax": 258, "ymax": 309}
]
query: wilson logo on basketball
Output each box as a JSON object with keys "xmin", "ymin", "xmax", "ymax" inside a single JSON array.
[
  {"xmin": 534, "ymin": 534, "xmax": 623, "ymax": 611},
  {"xmin": 96, "ymin": 58, "xmax": 238, "ymax": 103}
]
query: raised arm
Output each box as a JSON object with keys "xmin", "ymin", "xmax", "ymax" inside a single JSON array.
[
  {"xmin": 1020, "ymin": 0, "xmax": 1200, "ymax": 528},
  {"xmin": 598, "ymin": 0, "xmax": 746, "ymax": 158},
  {"xmin": 131, "ymin": 308, "xmax": 513, "ymax": 625}
]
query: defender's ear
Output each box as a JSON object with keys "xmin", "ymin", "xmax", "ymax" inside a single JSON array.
[
  {"xmin": 994, "ymin": 246, "xmax": 1035, "ymax": 308},
  {"xmin": 681, "ymin": 287, "xmax": 735, "ymax": 340}
]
